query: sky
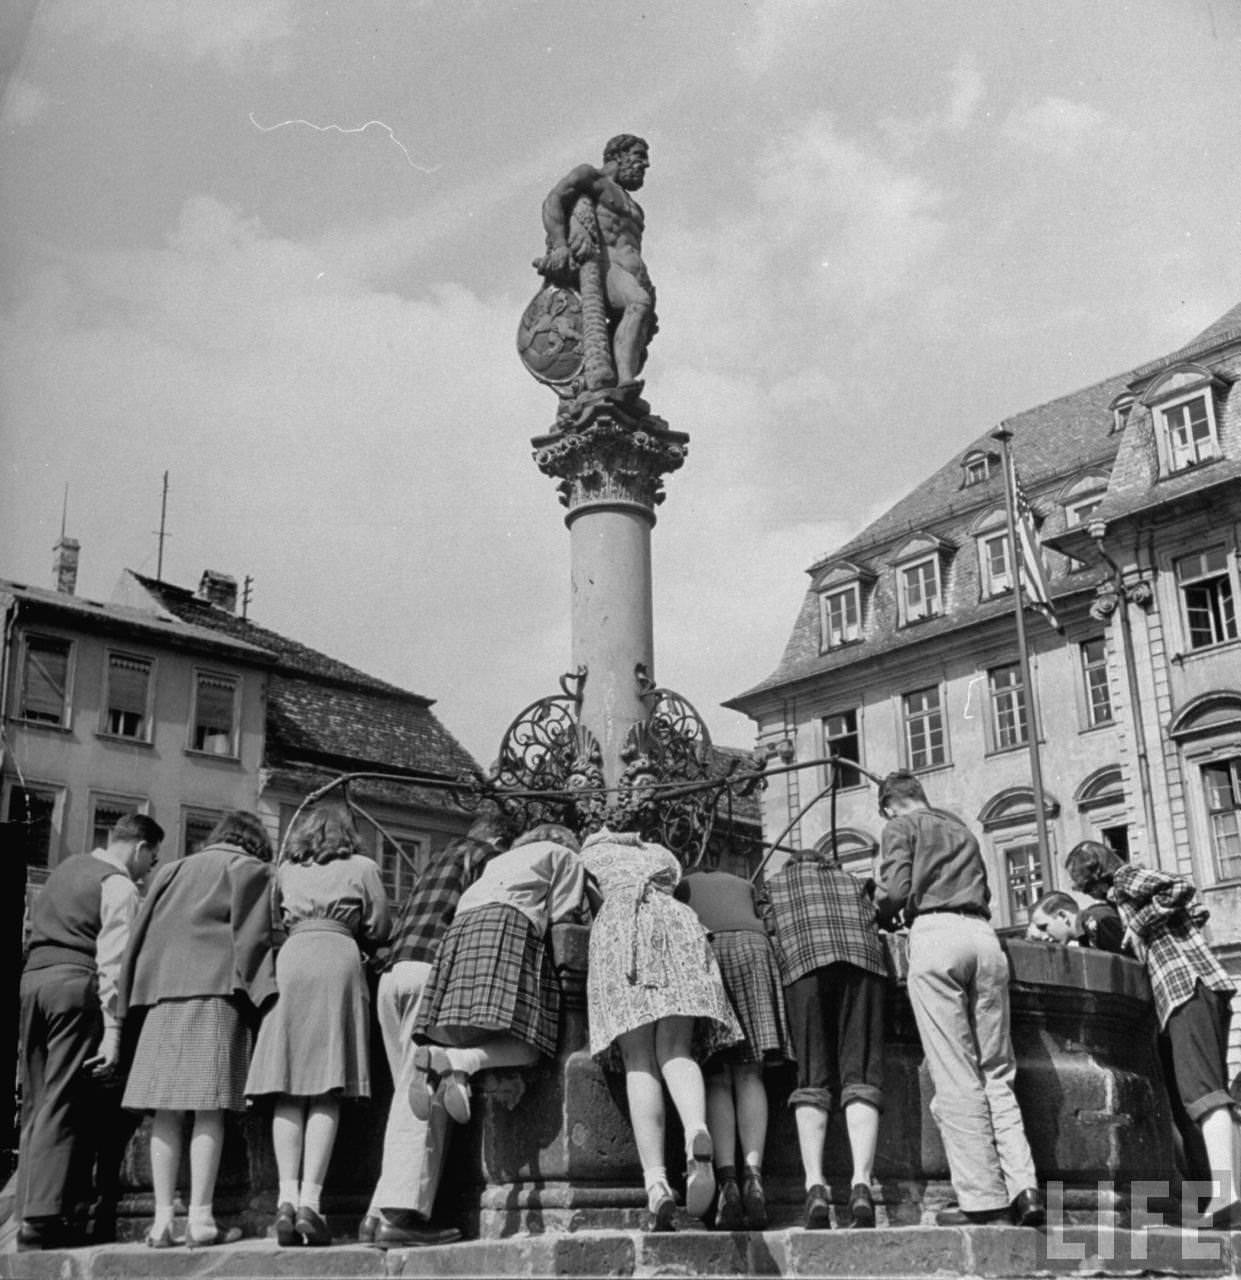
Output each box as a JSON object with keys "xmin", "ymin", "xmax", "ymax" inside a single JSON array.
[{"xmin": 2, "ymin": 0, "xmax": 1240, "ymax": 767}]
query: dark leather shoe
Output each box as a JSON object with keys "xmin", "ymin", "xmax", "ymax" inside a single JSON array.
[
  {"xmin": 936, "ymin": 1203, "xmax": 1010, "ymax": 1226},
  {"xmin": 295, "ymin": 1206, "xmax": 332, "ymax": 1246},
  {"xmin": 17, "ymin": 1218, "xmax": 66, "ymax": 1251},
  {"xmin": 849, "ymin": 1182, "xmax": 875, "ymax": 1228},
  {"xmin": 1011, "ymin": 1187, "xmax": 1046, "ymax": 1227},
  {"xmin": 804, "ymin": 1183, "xmax": 832, "ymax": 1230},
  {"xmin": 274, "ymin": 1202, "xmax": 299, "ymax": 1247},
  {"xmin": 714, "ymin": 1179, "xmax": 745, "ymax": 1231},
  {"xmin": 373, "ymin": 1220, "xmax": 462, "ymax": 1248}
]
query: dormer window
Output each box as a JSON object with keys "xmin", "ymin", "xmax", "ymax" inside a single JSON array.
[
  {"xmin": 1109, "ymin": 392, "xmax": 1134, "ymax": 435},
  {"xmin": 821, "ymin": 585, "xmax": 861, "ymax": 648},
  {"xmin": 1059, "ymin": 472, "xmax": 1110, "ymax": 530},
  {"xmin": 961, "ymin": 450, "xmax": 996, "ymax": 487},
  {"xmin": 1142, "ymin": 363, "xmax": 1224, "ymax": 476},
  {"xmin": 980, "ymin": 532, "xmax": 1013, "ymax": 596},
  {"xmin": 894, "ymin": 534, "xmax": 952, "ymax": 626},
  {"xmin": 813, "ymin": 560, "xmax": 874, "ymax": 652},
  {"xmin": 1164, "ymin": 396, "xmax": 1216, "ymax": 470},
  {"xmin": 901, "ymin": 557, "xmax": 941, "ymax": 622},
  {"xmin": 971, "ymin": 508, "xmax": 1013, "ymax": 599}
]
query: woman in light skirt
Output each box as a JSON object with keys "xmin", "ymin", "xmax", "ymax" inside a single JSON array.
[{"xmin": 245, "ymin": 803, "xmax": 389, "ymax": 1246}]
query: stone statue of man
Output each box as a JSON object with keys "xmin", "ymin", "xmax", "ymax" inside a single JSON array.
[{"xmin": 534, "ymin": 134, "xmax": 657, "ymax": 389}]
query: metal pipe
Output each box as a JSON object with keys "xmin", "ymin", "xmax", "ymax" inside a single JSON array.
[{"xmin": 1089, "ymin": 521, "xmax": 1161, "ymax": 863}]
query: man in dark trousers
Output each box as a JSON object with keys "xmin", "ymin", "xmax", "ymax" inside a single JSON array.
[
  {"xmin": 16, "ymin": 813, "xmax": 163, "ymax": 1249},
  {"xmin": 764, "ymin": 844, "xmax": 888, "ymax": 1230},
  {"xmin": 875, "ymin": 770, "xmax": 1044, "ymax": 1227}
]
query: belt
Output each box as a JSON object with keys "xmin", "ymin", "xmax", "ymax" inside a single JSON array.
[
  {"xmin": 915, "ymin": 904, "xmax": 990, "ymax": 921},
  {"xmin": 288, "ymin": 918, "xmax": 354, "ymax": 939}
]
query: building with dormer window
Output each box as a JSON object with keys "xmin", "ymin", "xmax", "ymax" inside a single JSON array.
[{"xmin": 728, "ymin": 300, "xmax": 1241, "ymax": 996}]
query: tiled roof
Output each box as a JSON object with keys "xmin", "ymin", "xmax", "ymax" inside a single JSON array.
[
  {"xmin": 0, "ymin": 578, "xmax": 272, "ymax": 662},
  {"xmin": 267, "ymin": 674, "xmax": 480, "ymax": 779},
  {"xmin": 126, "ymin": 572, "xmax": 421, "ymax": 701},
  {"xmin": 731, "ymin": 299, "xmax": 1241, "ymax": 709},
  {"xmin": 123, "ymin": 571, "xmax": 480, "ymax": 781}
]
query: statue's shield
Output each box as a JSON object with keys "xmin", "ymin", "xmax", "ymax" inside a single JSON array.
[{"xmin": 517, "ymin": 285, "xmax": 584, "ymax": 386}]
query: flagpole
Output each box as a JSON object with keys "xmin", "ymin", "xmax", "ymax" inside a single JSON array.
[{"xmin": 992, "ymin": 424, "xmax": 1052, "ymax": 889}]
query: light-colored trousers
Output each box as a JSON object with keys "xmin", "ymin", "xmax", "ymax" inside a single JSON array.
[
  {"xmin": 367, "ymin": 961, "xmax": 450, "ymax": 1218},
  {"xmin": 907, "ymin": 913, "xmax": 1037, "ymax": 1211}
]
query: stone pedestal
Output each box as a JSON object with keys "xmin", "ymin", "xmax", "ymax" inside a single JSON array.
[{"xmin": 454, "ymin": 937, "xmax": 1179, "ymax": 1234}]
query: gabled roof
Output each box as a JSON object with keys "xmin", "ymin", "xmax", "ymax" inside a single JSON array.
[
  {"xmin": 1, "ymin": 578, "xmax": 272, "ymax": 663},
  {"xmin": 120, "ymin": 570, "xmax": 480, "ymax": 782},
  {"xmin": 122, "ymin": 571, "xmax": 423, "ymax": 701}
]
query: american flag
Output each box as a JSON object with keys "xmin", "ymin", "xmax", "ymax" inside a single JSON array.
[{"xmin": 1008, "ymin": 453, "xmax": 1062, "ymax": 633}]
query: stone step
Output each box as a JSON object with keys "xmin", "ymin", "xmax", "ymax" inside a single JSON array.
[{"xmin": 3, "ymin": 1225, "xmax": 1239, "ymax": 1279}]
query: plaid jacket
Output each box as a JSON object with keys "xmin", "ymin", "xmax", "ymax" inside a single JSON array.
[
  {"xmin": 384, "ymin": 837, "xmax": 495, "ymax": 969},
  {"xmin": 1109, "ymin": 864, "xmax": 1234, "ymax": 1028},
  {"xmin": 763, "ymin": 853, "xmax": 886, "ymax": 986}
]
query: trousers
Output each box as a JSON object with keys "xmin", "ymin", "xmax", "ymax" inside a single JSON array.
[
  {"xmin": 367, "ymin": 961, "xmax": 450, "ymax": 1218},
  {"xmin": 17, "ymin": 965, "xmax": 103, "ymax": 1220},
  {"xmin": 907, "ymin": 913, "xmax": 1036, "ymax": 1210}
]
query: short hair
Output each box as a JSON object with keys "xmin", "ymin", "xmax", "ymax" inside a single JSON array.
[
  {"xmin": 1031, "ymin": 890, "xmax": 1080, "ymax": 918},
  {"xmin": 512, "ymin": 822, "xmax": 581, "ymax": 853},
  {"xmin": 1065, "ymin": 841, "xmax": 1125, "ymax": 892},
  {"xmin": 604, "ymin": 133, "xmax": 648, "ymax": 164},
  {"xmin": 285, "ymin": 802, "xmax": 363, "ymax": 865},
  {"xmin": 877, "ymin": 771, "xmax": 928, "ymax": 810},
  {"xmin": 205, "ymin": 810, "xmax": 273, "ymax": 862},
  {"xmin": 467, "ymin": 811, "xmax": 515, "ymax": 850},
  {"xmin": 110, "ymin": 813, "xmax": 165, "ymax": 847}
]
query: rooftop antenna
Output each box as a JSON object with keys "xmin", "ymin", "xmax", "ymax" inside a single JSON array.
[
  {"xmin": 154, "ymin": 471, "xmax": 170, "ymax": 581},
  {"xmin": 60, "ymin": 484, "xmax": 69, "ymax": 540},
  {"xmin": 241, "ymin": 574, "xmax": 254, "ymax": 621}
]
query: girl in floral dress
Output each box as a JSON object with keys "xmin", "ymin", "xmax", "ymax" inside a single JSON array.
[{"xmin": 580, "ymin": 828, "xmax": 742, "ymax": 1229}]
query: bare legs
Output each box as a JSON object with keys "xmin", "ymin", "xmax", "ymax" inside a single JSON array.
[
  {"xmin": 618, "ymin": 1017, "xmax": 712, "ymax": 1218},
  {"xmin": 707, "ymin": 1062, "xmax": 768, "ymax": 1171},
  {"xmin": 149, "ymin": 1109, "xmax": 225, "ymax": 1238},
  {"xmin": 272, "ymin": 1095, "xmax": 340, "ymax": 1212}
]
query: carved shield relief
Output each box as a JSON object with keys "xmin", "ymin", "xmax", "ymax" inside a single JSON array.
[{"xmin": 517, "ymin": 285, "xmax": 584, "ymax": 386}]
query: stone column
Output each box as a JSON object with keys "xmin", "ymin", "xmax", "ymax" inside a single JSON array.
[{"xmin": 533, "ymin": 401, "xmax": 688, "ymax": 785}]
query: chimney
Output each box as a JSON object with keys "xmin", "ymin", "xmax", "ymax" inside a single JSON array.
[
  {"xmin": 53, "ymin": 536, "xmax": 80, "ymax": 595},
  {"xmin": 197, "ymin": 569, "xmax": 238, "ymax": 613}
]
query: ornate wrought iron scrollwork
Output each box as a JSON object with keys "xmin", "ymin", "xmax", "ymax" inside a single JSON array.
[{"xmin": 491, "ymin": 668, "xmax": 605, "ymax": 832}]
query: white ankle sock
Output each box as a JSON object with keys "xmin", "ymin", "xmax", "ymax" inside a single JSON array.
[
  {"xmin": 300, "ymin": 1181, "xmax": 323, "ymax": 1213},
  {"xmin": 278, "ymin": 1180, "xmax": 299, "ymax": 1206},
  {"xmin": 186, "ymin": 1205, "xmax": 215, "ymax": 1232}
]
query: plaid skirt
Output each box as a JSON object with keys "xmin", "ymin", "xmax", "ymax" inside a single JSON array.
[
  {"xmin": 709, "ymin": 930, "xmax": 792, "ymax": 1066},
  {"xmin": 123, "ymin": 995, "xmax": 251, "ymax": 1112},
  {"xmin": 413, "ymin": 903, "xmax": 561, "ymax": 1058}
]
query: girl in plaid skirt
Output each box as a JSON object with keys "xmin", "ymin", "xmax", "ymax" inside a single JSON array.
[
  {"xmin": 409, "ymin": 824, "xmax": 591, "ymax": 1125},
  {"xmin": 678, "ymin": 865, "xmax": 791, "ymax": 1231}
]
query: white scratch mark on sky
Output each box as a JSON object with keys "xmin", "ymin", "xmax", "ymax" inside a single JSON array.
[{"xmin": 248, "ymin": 112, "xmax": 439, "ymax": 174}]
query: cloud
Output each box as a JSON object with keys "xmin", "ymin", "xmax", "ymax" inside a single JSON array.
[
  {"xmin": 45, "ymin": 0, "xmax": 296, "ymax": 72},
  {"xmin": 3, "ymin": 76, "xmax": 50, "ymax": 126},
  {"xmin": 1001, "ymin": 96, "xmax": 1109, "ymax": 158},
  {"xmin": 880, "ymin": 52, "xmax": 986, "ymax": 149},
  {"xmin": 735, "ymin": 0, "xmax": 837, "ymax": 78}
]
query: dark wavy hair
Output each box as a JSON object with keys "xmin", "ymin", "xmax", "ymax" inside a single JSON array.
[
  {"xmin": 1065, "ymin": 840, "xmax": 1125, "ymax": 900},
  {"xmin": 285, "ymin": 802, "xmax": 364, "ymax": 865},
  {"xmin": 204, "ymin": 810, "xmax": 273, "ymax": 862}
]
